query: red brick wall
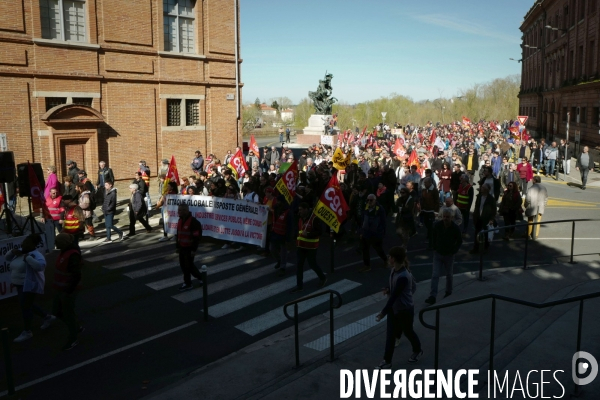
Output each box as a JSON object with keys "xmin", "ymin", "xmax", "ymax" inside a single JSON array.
[{"xmin": 0, "ymin": 0, "xmax": 242, "ymax": 180}]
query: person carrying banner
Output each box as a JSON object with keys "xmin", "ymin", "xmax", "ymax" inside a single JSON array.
[{"xmin": 290, "ymin": 202, "xmax": 327, "ymax": 293}]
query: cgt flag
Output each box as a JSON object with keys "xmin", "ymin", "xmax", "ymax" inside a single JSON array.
[
  {"xmin": 407, "ymin": 149, "xmax": 421, "ymax": 173},
  {"xmin": 162, "ymin": 155, "xmax": 180, "ymax": 195},
  {"xmin": 28, "ymin": 162, "xmax": 52, "ymax": 219},
  {"xmin": 249, "ymin": 134, "xmax": 260, "ymax": 155},
  {"xmin": 393, "ymin": 138, "xmax": 405, "ymax": 158},
  {"xmin": 314, "ymin": 174, "xmax": 349, "ymax": 233},
  {"xmin": 227, "ymin": 149, "xmax": 249, "ymax": 179},
  {"xmin": 332, "ymin": 147, "xmax": 352, "ymax": 170},
  {"xmin": 462, "ymin": 116, "xmax": 471, "ymax": 126},
  {"xmin": 275, "ymin": 160, "xmax": 298, "ymax": 204}
]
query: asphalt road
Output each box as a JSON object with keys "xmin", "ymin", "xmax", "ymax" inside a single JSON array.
[{"xmin": 0, "ymin": 142, "xmax": 598, "ymax": 399}]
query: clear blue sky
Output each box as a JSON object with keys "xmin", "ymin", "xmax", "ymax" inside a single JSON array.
[{"xmin": 240, "ymin": 0, "xmax": 532, "ymax": 105}]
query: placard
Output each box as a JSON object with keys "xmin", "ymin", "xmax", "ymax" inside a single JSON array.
[
  {"xmin": 321, "ymin": 135, "xmax": 333, "ymax": 145},
  {"xmin": 163, "ymin": 195, "xmax": 268, "ymax": 247}
]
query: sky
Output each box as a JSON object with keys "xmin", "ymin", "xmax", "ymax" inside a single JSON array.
[{"xmin": 240, "ymin": 0, "xmax": 533, "ymax": 105}]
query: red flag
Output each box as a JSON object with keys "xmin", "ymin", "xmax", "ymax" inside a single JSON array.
[
  {"xmin": 393, "ymin": 138, "xmax": 404, "ymax": 158},
  {"xmin": 430, "ymin": 130, "xmax": 437, "ymax": 145},
  {"xmin": 314, "ymin": 174, "xmax": 349, "ymax": 233},
  {"xmin": 462, "ymin": 116, "xmax": 471, "ymax": 125},
  {"xmin": 407, "ymin": 150, "xmax": 421, "ymax": 173},
  {"xmin": 227, "ymin": 149, "xmax": 249, "ymax": 179},
  {"xmin": 275, "ymin": 160, "xmax": 298, "ymax": 204},
  {"xmin": 249, "ymin": 134, "xmax": 259, "ymax": 155},
  {"xmin": 163, "ymin": 155, "xmax": 180, "ymax": 195},
  {"xmin": 28, "ymin": 162, "xmax": 52, "ymax": 219}
]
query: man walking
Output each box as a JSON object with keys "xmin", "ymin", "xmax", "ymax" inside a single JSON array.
[
  {"xmin": 544, "ymin": 141, "xmax": 559, "ymax": 178},
  {"xmin": 425, "ymin": 209, "xmax": 463, "ymax": 305},
  {"xmin": 558, "ymin": 139, "xmax": 570, "ymax": 179},
  {"xmin": 469, "ymin": 184, "xmax": 496, "ymax": 254},
  {"xmin": 52, "ymin": 233, "xmax": 84, "ymax": 351},
  {"xmin": 420, "ymin": 177, "xmax": 440, "ymax": 250},
  {"xmin": 175, "ymin": 204, "xmax": 204, "ymax": 291},
  {"xmin": 455, "ymin": 174, "xmax": 474, "ymax": 236},
  {"xmin": 96, "ymin": 161, "xmax": 114, "ymax": 220},
  {"xmin": 101, "ymin": 181, "xmax": 123, "ymax": 243},
  {"xmin": 524, "ymin": 176, "xmax": 548, "ymax": 240},
  {"xmin": 291, "ymin": 202, "xmax": 327, "ymax": 293},
  {"xmin": 358, "ymin": 194, "xmax": 388, "ymax": 273},
  {"xmin": 575, "ymin": 146, "xmax": 595, "ymax": 190},
  {"xmin": 128, "ymin": 184, "xmax": 153, "ymax": 235}
]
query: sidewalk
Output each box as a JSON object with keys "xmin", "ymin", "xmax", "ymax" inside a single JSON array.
[{"xmin": 145, "ymin": 258, "xmax": 600, "ymax": 400}]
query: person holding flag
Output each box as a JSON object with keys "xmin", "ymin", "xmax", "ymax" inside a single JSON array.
[
  {"xmin": 227, "ymin": 149, "xmax": 249, "ymax": 180},
  {"xmin": 290, "ymin": 202, "xmax": 327, "ymax": 293}
]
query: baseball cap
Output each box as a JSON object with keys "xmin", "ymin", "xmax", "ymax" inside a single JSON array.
[
  {"xmin": 162, "ymin": 159, "xmax": 169, "ymax": 164},
  {"xmin": 66, "ymin": 160, "xmax": 73, "ymax": 165}
]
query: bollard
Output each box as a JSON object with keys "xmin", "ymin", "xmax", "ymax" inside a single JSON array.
[
  {"xmin": 1, "ymin": 328, "xmax": 15, "ymax": 396},
  {"xmin": 201, "ymin": 265, "xmax": 208, "ymax": 322}
]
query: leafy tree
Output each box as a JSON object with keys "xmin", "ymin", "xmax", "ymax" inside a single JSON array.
[
  {"xmin": 271, "ymin": 100, "xmax": 280, "ymax": 111},
  {"xmin": 254, "ymin": 97, "xmax": 261, "ymax": 110}
]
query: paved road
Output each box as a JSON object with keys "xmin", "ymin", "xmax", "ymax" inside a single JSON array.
[{"xmin": 0, "ymin": 151, "xmax": 598, "ymax": 399}]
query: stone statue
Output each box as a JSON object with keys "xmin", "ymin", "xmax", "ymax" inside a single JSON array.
[{"xmin": 308, "ymin": 72, "xmax": 337, "ymax": 115}]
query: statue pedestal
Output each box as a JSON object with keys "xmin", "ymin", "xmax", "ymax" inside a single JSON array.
[{"xmin": 298, "ymin": 114, "xmax": 334, "ymax": 145}]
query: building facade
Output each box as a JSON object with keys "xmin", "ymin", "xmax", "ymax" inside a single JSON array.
[
  {"xmin": 520, "ymin": 0, "xmax": 600, "ymax": 150},
  {"xmin": 0, "ymin": 0, "xmax": 242, "ymax": 184}
]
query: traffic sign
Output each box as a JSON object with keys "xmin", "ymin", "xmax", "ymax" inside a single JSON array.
[{"xmin": 517, "ymin": 116, "xmax": 528, "ymax": 125}]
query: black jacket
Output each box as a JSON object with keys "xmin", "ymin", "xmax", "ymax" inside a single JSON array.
[
  {"xmin": 97, "ymin": 167, "xmax": 115, "ymax": 186},
  {"xmin": 473, "ymin": 194, "xmax": 497, "ymax": 225},
  {"xmin": 102, "ymin": 188, "xmax": 118, "ymax": 215},
  {"xmin": 431, "ymin": 221, "xmax": 463, "ymax": 255},
  {"xmin": 133, "ymin": 178, "xmax": 148, "ymax": 196},
  {"xmin": 462, "ymin": 154, "xmax": 479, "ymax": 172},
  {"xmin": 576, "ymin": 152, "xmax": 595, "ymax": 170},
  {"xmin": 558, "ymin": 144, "xmax": 570, "ymax": 160},
  {"xmin": 68, "ymin": 164, "xmax": 80, "ymax": 184},
  {"xmin": 129, "ymin": 190, "xmax": 146, "ymax": 214}
]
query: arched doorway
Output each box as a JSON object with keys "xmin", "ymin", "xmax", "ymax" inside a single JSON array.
[{"xmin": 40, "ymin": 104, "xmax": 103, "ymax": 180}]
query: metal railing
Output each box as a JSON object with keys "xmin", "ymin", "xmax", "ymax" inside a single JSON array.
[
  {"xmin": 476, "ymin": 218, "xmax": 600, "ymax": 281},
  {"xmin": 283, "ymin": 290, "xmax": 342, "ymax": 368},
  {"xmin": 419, "ymin": 291, "xmax": 600, "ymax": 396}
]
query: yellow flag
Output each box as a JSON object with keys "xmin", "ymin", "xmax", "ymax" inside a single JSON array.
[{"xmin": 332, "ymin": 148, "xmax": 351, "ymax": 170}]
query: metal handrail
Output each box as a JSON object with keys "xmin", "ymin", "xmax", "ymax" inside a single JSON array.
[
  {"xmin": 283, "ymin": 290, "xmax": 343, "ymax": 367},
  {"xmin": 475, "ymin": 218, "xmax": 600, "ymax": 280},
  {"xmin": 419, "ymin": 291, "xmax": 600, "ymax": 396}
]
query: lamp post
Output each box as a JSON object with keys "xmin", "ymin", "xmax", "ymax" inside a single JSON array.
[{"xmin": 381, "ymin": 112, "xmax": 387, "ymax": 125}]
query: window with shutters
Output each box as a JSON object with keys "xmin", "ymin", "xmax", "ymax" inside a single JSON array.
[
  {"xmin": 40, "ymin": 0, "xmax": 86, "ymax": 42},
  {"xmin": 167, "ymin": 99, "xmax": 181, "ymax": 126},
  {"xmin": 186, "ymin": 100, "xmax": 199, "ymax": 126},
  {"xmin": 163, "ymin": 0, "xmax": 195, "ymax": 53},
  {"xmin": 45, "ymin": 97, "xmax": 67, "ymax": 111}
]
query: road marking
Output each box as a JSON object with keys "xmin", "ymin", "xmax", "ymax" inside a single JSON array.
[
  {"xmin": 208, "ymin": 272, "xmax": 318, "ymax": 318},
  {"xmin": 145, "ymin": 254, "xmax": 264, "ymax": 290},
  {"xmin": 124, "ymin": 248, "xmax": 242, "ymax": 279},
  {"xmin": 547, "ymin": 198, "xmax": 599, "ymax": 208},
  {"xmin": 0, "ymin": 321, "xmax": 197, "ymax": 397},
  {"xmin": 85, "ymin": 241, "xmax": 174, "ymax": 263},
  {"xmin": 235, "ymin": 279, "xmax": 362, "ymax": 336},
  {"xmin": 172, "ymin": 263, "xmax": 293, "ymax": 303}
]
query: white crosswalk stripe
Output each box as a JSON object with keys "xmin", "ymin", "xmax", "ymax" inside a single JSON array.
[
  {"xmin": 145, "ymin": 253, "xmax": 264, "ymax": 291},
  {"xmin": 303, "ymin": 315, "xmax": 382, "ymax": 351},
  {"xmin": 172, "ymin": 263, "xmax": 293, "ymax": 303},
  {"xmin": 85, "ymin": 241, "xmax": 174, "ymax": 263},
  {"xmin": 207, "ymin": 272, "xmax": 318, "ymax": 318},
  {"xmin": 123, "ymin": 248, "xmax": 242, "ymax": 279},
  {"xmin": 235, "ymin": 279, "xmax": 362, "ymax": 336}
]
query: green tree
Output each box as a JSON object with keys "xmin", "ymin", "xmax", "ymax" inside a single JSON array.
[
  {"xmin": 271, "ymin": 100, "xmax": 280, "ymax": 112},
  {"xmin": 254, "ymin": 97, "xmax": 261, "ymax": 110}
]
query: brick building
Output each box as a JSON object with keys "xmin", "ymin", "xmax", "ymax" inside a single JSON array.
[
  {"xmin": 0, "ymin": 0, "xmax": 242, "ymax": 187},
  {"xmin": 519, "ymin": 0, "xmax": 600, "ymax": 150}
]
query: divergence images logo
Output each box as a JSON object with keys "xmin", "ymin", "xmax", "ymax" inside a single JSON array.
[{"xmin": 572, "ymin": 351, "xmax": 598, "ymax": 386}]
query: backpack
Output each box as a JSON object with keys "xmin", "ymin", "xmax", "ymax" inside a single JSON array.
[{"xmin": 87, "ymin": 192, "xmax": 97, "ymax": 211}]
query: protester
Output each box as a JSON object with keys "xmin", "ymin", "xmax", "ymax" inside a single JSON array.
[
  {"xmin": 291, "ymin": 202, "xmax": 327, "ymax": 293},
  {"xmin": 128, "ymin": 183, "xmax": 153, "ymax": 235},
  {"xmin": 575, "ymin": 146, "xmax": 595, "ymax": 190},
  {"xmin": 44, "ymin": 165, "xmax": 61, "ymax": 198},
  {"xmin": 60, "ymin": 195, "xmax": 85, "ymax": 245},
  {"xmin": 102, "ymin": 181, "xmax": 123, "ymax": 243},
  {"xmin": 425, "ymin": 209, "xmax": 463, "ymax": 305},
  {"xmin": 359, "ymin": 194, "xmax": 388, "ymax": 272},
  {"xmin": 8, "ymin": 234, "xmax": 53, "ymax": 343},
  {"xmin": 499, "ymin": 181, "xmax": 523, "ymax": 241},
  {"xmin": 469, "ymin": 183, "xmax": 496, "ymax": 254},
  {"xmin": 375, "ymin": 246, "xmax": 422, "ymax": 369},
  {"xmin": 524, "ymin": 176, "xmax": 548, "ymax": 240},
  {"xmin": 52, "ymin": 233, "xmax": 84, "ymax": 350},
  {"xmin": 175, "ymin": 204, "xmax": 204, "ymax": 291}
]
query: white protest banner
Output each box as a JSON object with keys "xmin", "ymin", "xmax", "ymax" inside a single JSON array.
[
  {"xmin": 164, "ymin": 195, "xmax": 268, "ymax": 247},
  {"xmin": 0, "ymin": 235, "xmax": 48, "ymax": 300},
  {"xmin": 321, "ymin": 135, "xmax": 333, "ymax": 145}
]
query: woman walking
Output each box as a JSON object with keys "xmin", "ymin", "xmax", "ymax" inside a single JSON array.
[
  {"xmin": 375, "ymin": 246, "xmax": 423, "ymax": 369},
  {"xmin": 8, "ymin": 234, "xmax": 55, "ymax": 343}
]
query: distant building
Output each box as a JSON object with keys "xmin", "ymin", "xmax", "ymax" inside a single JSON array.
[
  {"xmin": 280, "ymin": 108, "xmax": 294, "ymax": 122},
  {"xmin": 519, "ymin": 0, "xmax": 600, "ymax": 148},
  {"xmin": 260, "ymin": 103, "xmax": 277, "ymax": 117},
  {"xmin": 0, "ymin": 0, "xmax": 242, "ymax": 183}
]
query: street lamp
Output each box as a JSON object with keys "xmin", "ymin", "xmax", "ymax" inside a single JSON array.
[
  {"xmin": 381, "ymin": 111, "xmax": 387, "ymax": 125},
  {"xmin": 545, "ymin": 24, "xmax": 567, "ymax": 33},
  {"xmin": 509, "ymin": 58, "xmax": 523, "ymax": 63}
]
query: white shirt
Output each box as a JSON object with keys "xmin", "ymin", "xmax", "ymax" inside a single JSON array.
[{"xmin": 244, "ymin": 191, "xmax": 259, "ymax": 203}]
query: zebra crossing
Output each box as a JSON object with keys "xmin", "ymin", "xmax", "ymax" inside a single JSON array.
[{"xmin": 87, "ymin": 242, "xmax": 367, "ymax": 337}]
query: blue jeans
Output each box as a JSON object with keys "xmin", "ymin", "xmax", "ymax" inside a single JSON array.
[
  {"xmin": 545, "ymin": 159, "xmax": 556, "ymax": 176},
  {"xmin": 104, "ymin": 213, "xmax": 122, "ymax": 240},
  {"xmin": 430, "ymin": 252, "xmax": 455, "ymax": 298},
  {"xmin": 439, "ymin": 190, "xmax": 451, "ymax": 204}
]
